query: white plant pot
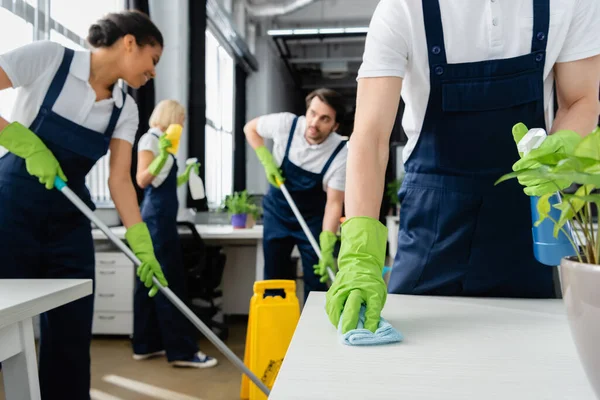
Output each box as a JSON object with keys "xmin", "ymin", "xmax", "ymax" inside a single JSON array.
[{"xmin": 560, "ymin": 257, "xmax": 600, "ymax": 399}]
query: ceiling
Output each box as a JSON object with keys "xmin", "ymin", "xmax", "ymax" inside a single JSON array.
[{"xmin": 250, "ymin": 0, "xmax": 380, "ymax": 101}]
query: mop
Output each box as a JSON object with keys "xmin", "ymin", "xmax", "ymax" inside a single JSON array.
[
  {"xmin": 276, "ymin": 179, "xmax": 336, "ymax": 283},
  {"xmin": 53, "ymin": 176, "xmax": 271, "ymax": 397}
]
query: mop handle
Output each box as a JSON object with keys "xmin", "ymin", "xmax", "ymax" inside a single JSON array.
[
  {"xmin": 53, "ymin": 177, "xmax": 271, "ymax": 397},
  {"xmin": 277, "ymin": 181, "xmax": 336, "ymax": 282}
]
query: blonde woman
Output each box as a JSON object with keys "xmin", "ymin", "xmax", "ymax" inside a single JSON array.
[{"xmin": 134, "ymin": 99, "xmax": 217, "ymax": 368}]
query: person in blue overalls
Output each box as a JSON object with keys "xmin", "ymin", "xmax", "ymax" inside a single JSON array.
[
  {"xmin": 244, "ymin": 89, "xmax": 348, "ymax": 301},
  {"xmin": 0, "ymin": 11, "xmax": 169, "ymax": 399},
  {"xmin": 326, "ymin": 0, "xmax": 600, "ymax": 334},
  {"xmin": 134, "ymin": 99, "xmax": 217, "ymax": 368}
]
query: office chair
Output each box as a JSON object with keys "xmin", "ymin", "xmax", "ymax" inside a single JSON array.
[{"xmin": 177, "ymin": 221, "xmax": 229, "ymax": 340}]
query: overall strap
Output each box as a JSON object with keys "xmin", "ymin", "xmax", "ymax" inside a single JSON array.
[
  {"xmin": 104, "ymin": 88, "xmax": 127, "ymax": 137},
  {"xmin": 320, "ymin": 141, "xmax": 346, "ymax": 175},
  {"xmin": 40, "ymin": 47, "xmax": 74, "ymax": 111},
  {"xmin": 284, "ymin": 116, "xmax": 299, "ymax": 159},
  {"xmin": 421, "ymin": 0, "xmax": 448, "ymax": 68},
  {"xmin": 531, "ymin": 0, "xmax": 550, "ymax": 54}
]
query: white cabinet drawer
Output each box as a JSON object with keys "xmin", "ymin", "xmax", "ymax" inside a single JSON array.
[
  {"xmin": 96, "ymin": 252, "xmax": 133, "ymax": 269},
  {"xmin": 95, "ymin": 265, "xmax": 134, "ymax": 312},
  {"xmin": 92, "ymin": 312, "xmax": 133, "ymax": 335}
]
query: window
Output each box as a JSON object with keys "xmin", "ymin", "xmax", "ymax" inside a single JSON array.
[
  {"xmin": 0, "ymin": 0, "xmax": 122, "ymax": 208},
  {"xmin": 205, "ymin": 29, "xmax": 235, "ymax": 209}
]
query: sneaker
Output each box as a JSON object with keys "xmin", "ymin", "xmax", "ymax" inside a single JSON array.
[
  {"xmin": 171, "ymin": 351, "xmax": 218, "ymax": 368},
  {"xmin": 132, "ymin": 350, "xmax": 166, "ymax": 361}
]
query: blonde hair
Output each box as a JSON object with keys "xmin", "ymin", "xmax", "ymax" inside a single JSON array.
[{"xmin": 148, "ymin": 99, "xmax": 186, "ymax": 131}]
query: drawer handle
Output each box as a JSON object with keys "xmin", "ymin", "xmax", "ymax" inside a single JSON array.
[
  {"xmin": 98, "ymin": 293, "xmax": 115, "ymax": 298},
  {"xmin": 99, "ymin": 270, "xmax": 116, "ymax": 275},
  {"xmin": 99, "ymin": 260, "xmax": 116, "ymax": 265},
  {"xmin": 98, "ymin": 315, "xmax": 115, "ymax": 320}
]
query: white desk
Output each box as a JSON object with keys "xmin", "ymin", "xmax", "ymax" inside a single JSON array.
[
  {"xmin": 0, "ymin": 279, "xmax": 92, "ymax": 400},
  {"xmin": 92, "ymin": 224, "xmax": 266, "ymax": 315},
  {"xmin": 270, "ymin": 292, "xmax": 596, "ymax": 399}
]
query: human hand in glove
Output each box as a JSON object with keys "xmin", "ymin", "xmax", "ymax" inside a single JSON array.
[
  {"xmin": 313, "ymin": 230, "xmax": 338, "ymax": 283},
  {"xmin": 177, "ymin": 161, "xmax": 200, "ymax": 187},
  {"xmin": 148, "ymin": 134, "xmax": 172, "ymax": 176},
  {"xmin": 511, "ymin": 123, "xmax": 581, "ymax": 196},
  {"xmin": 0, "ymin": 122, "xmax": 67, "ymax": 189},
  {"xmin": 325, "ymin": 217, "xmax": 388, "ymax": 334},
  {"xmin": 255, "ymin": 145, "xmax": 284, "ymax": 188},
  {"xmin": 125, "ymin": 222, "xmax": 168, "ymax": 297}
]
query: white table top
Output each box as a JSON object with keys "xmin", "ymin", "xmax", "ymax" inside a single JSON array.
[
  {"xmin": 0, "ymin": 280, "xmax": 92, "ymax": 330},
  {"xmin": 270, "ymin": 292, "xmax": 596, "ymax": 399},
  {"xmin": 92, "ymin": 224, "xmax": 263, "ymax": 241}
]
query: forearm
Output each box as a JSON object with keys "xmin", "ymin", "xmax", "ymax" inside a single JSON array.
[
  {"xmin": 345, "ymin": 135, "xmax": 390, "ymax": 219},
  {"xmin": 136, "ymin": 168, "xmax": 156, "ymax": 189},
  {"xmin": 323, "ymin": 197, "xmax": 343, "ymax": 233},
  {"xmin": 109, "ymin": 174, "xmax": 143, "ymax": 228},
  {"xmin": 551, "ymin": 99, "xmax": 600, "ymax": 137},
  {"xmin": 0, "ymin": 116, "xmax": 8, "ymax": 131},
  {"xmin": 244, "ymin": 119, "xmax": 265, "ymax": 149},
  {"xmin": 345, "ymin": 77, "xmax": 402, "ymax": 219}
]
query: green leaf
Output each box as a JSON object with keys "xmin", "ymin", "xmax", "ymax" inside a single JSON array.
[
  {"xmin": 534, "ymin": 193, "xmax": 552, "ymax": 227},
  {"xmin": 574, "ymin": 129, "xmax": 600, "ymax": 161},
  {"xmin": 553, "ymin": 185, "xmax": 595, "ymax": 237}
]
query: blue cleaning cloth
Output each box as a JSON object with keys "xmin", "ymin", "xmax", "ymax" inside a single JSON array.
[{"xmin": 338, "ymin": 305, "xmax": 403, "ymax": 346}]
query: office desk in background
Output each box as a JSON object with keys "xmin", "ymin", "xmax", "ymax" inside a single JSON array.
[{"xmin": 92, "ymin": 224, "xmax": 265, "ymax": 319}]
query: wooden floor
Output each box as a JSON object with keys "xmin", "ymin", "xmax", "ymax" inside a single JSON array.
[{"xmin": 0, "ymin": 320, "xmax": 248, "ymax": 400}]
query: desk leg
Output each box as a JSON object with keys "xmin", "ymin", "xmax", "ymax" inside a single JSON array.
[
  {"xmin": 255, "ymin": 239, "xmax": 264, "ymax": 281},
  {"xmin": 3, "ymin": 318, "xmax": 41, "ymax": 400}
]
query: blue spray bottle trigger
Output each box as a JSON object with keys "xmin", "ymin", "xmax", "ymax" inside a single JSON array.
[{"xmin": 518, "ymin": 128, "xmax": 576, "ymax": 266}]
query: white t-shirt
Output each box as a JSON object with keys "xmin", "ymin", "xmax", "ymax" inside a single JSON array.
[
  {"xmin": 0, "ymin": 40, "xmax": 139, "ymax": 145},
  {"xmin": 357, "ymin": 0, "xmax": 600, "ymax": 164},
  {"xmin": 257, "ymin": 113, "xmax": 348, "ymax": 192},
  {"xmin": 138, "ymin": 127, "xmax": 176, "ymax": 188}
]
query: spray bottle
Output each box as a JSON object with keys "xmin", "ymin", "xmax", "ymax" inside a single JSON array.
[{"xmin": 517, "ymin": 128, "xmax": 576, "ymax": 266}]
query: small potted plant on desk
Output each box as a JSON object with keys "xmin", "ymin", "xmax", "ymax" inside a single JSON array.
[
  {"xmin": 496, "ymin": 126, "xmax": 600, "ymax": 398},
  {"xmin": 386, "ymin": 173, "xmax": 405, "ymax": 215},
  {"xmin": 223, "ymin": 190, "xmax": 261, "ymax": 229}
]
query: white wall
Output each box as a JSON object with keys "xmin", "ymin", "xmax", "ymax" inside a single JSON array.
[
  {"xmin": 148, "ymin": 0, "xmax": 189, "ymax": 210},
  {"xmin": 245, "ymin": 35, "xmax": 299, "ymax": 195}
]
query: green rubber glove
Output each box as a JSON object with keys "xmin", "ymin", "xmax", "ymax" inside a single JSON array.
[
  {"xmin": 148, "ymin": 134, "xmax": 171, "ymax": 176},
  {"xmin": 511, "ymin": 123, "xmax": 581, "ymax": 196},
  {"xmin": 177, "ymin": 161, "xmax": 200, "ymax": 187},
  {"xmin": 313, "ymin": 230, "xmax": 338, "ymax": 283},
  {"xmin": 125, "ymin": 222, "xmax": 168, "ymax": 297},
  {"xmin": 255, "ymin": 145, "xmax": 284, "ymax": 188},
  {"xmin": 0, "ymin": 122, "xmax": 67, "ymax": 189},
  {"xmin": 325, "ymin": 217, "xmax": 388, "ymax": 334}
]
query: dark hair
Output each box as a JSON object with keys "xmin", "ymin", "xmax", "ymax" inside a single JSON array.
[
  {"xmin": 305, "ymin": 88, "xmax": 345, "ymax": 123},
  {"xmin": 87, "ymin": 10, "xmax": 163, "ymax": 49}
]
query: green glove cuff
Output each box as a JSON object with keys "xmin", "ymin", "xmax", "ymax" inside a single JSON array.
[
  {"xmin": 125, "ymin": 222, "xmax": 154, "ymax": 254},
  {"xmin": 148, "ymin": 152, "xmax": 169, "ymax": 176},
  {"xmin": 338, "ymin": 217, "xmax": 388, "ymax": 275},
  {"xmin": 319, "ymin": 230, "xmax": 338, "ymax": 253},
  {"xmin": 0, "ymin": 122, "xmax": 47, "ymax": 158},
  {"xmin": 255, "ymin": 145, "xmax": 275, "ymax": 165}
]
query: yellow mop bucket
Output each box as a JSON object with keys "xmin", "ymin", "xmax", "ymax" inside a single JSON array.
[{"xmin": 240, "ymin": 280, "xmax": 300, "ymax": 400}]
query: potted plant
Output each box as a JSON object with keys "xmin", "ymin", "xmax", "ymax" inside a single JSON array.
[
  {"xmin": 223, "ymin": 190, "xmax": 261, "ymax": 229},
  {"xmin": 386, "ymin": 173, "xmax": 405, "ymax": 215},
  {"xmin": 496, "ymin": 127, "xmax": 600, "ymax": 398}
]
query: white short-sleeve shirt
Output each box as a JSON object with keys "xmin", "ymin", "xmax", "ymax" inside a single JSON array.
[
  {"xmin": 138, "ymin": 127, "xmax": 176, "ymax": 188},
  {"xmin": 257, "ymin": 112, "xmax": 348, "ymax": 192},
  {"xmin": 0, "ymin": 40, "xmax": 139, "ymax": 145},
  {"xmin": 357, "ymin": 0, "xmax": 600, "ymax": 163}
]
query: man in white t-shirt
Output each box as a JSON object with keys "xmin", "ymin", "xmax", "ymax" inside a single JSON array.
[
  {"xmin": 326, "ymin": 0, "xmax": 600, "ymax": 334},
  {"xmin": 244, "ymin": 88, "xmax": 348, "ymax": 300}
]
